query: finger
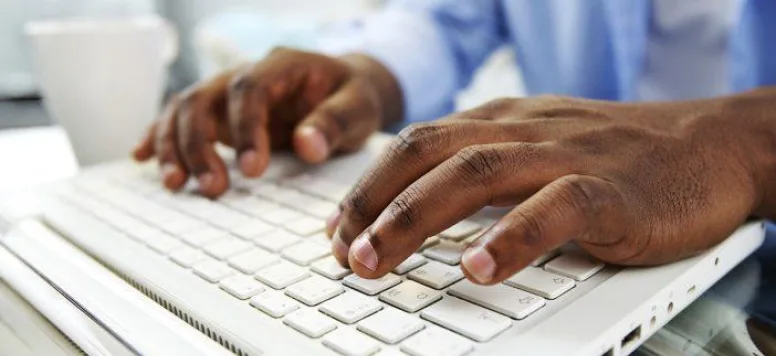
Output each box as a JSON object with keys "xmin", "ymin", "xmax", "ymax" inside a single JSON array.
[
  {"xmin": 133, "ymin": 121, "xmax": 157, "ymax": 161},
  {"xmin": 294, "ymin": 80, "xmax": 379, "ymax": 163},
  {"xmin": 227, "ymin": 67, "xmax": 275, "ymax": 177},
  {"xmin": 152, "ymin": 97, "xmax": 188, "ymax": 191},
  {"xmin": 461, "ymin": 174, "xmax": 627, "ymax": 285},
  {"xmin": 345, "ymin": 142, "xmax": 575, "ymax": 277},
  {"xmin": 177, "ymin": 93, "xmax": 230, "ymax": 198},
  {"xmin": 334, "ymin": 119, "xmax": 568, "ymax": 264}
]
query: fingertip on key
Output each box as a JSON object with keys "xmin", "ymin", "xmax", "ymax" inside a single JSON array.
[
  {"xmin": 239, "ymin": 150, "xmax": 262, "ymax": 177},
  {"xmin": 326, "ymin": 209, "xmax": 342, "ymax": 237},
  {"xmin": 295, "ymin": 126, "xmax": 330, "ymax": 163},
  {"xmin": 161, "ymin": 164, "xmax": 185, "ymax": 190},
  {"xmin": 462, "ymin": 246, "xmax": 496, "ymax": 284},
  {"xmin": 350, "ymin": 234, "xmax": 378, "ymax": 271},
  {"xmin": 332, "ymin": 232, "xmax": 350, "ymax": 266}
]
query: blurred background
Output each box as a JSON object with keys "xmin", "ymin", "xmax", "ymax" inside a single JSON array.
[{"xmin": 0, "ymin": 0, "xmax": 524, "ymax": 129}]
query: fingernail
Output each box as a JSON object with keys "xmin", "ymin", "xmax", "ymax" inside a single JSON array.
[
  {"xmin": 326, "ymin": 209, "xmax": 342, "ymax": 236},
  {"xmin": 351, "ymin": 233, "xmax": 378, "ymax": 271},
  {"xmin": 239, "ymin": 150, "xmax": 258, "ymax": 174},
  {"xmin": 332, "ymin": 232, "xmax": 349, "ymax": 261},
  {"xmin": 161, "ymin": 163, "xmax": 178, "ymax": 179},
  {"xmin": 462, "ymin": 246, "xmax": 496, "ymax": 283},
  {"xmin": 197, "ymin": 173, "xmax": 213, "ymax": 190},
  {"xmin": 298, "ymin": 126, "xmax": 329, "ymax": 159}
]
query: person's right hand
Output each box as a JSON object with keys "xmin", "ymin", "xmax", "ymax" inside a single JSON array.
[{"xmin": 132, "ymin": 48, "xmax": 402, "ymax": 198}]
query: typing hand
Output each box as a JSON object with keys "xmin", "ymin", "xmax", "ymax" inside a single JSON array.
[
  {"xmin": 328, "ymin": 93, "xmax": 774, "ymax": 285},
  {"xmin": 132, "ymin": 48, "xmax": 401, "ymax": 198}
]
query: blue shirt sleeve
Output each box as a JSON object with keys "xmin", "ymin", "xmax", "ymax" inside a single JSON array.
[{"xmin": 318, "ymin": 0, "xmax": 508, "ymax": 123}]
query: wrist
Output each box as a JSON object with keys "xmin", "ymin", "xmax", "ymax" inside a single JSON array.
[
  {"xmin": 339, "ymin": 54, "xmax": 404, "ymax": 126},
  {"xmin": 716, "ymin": 88, "xmax": 776, "ymax": 219}
]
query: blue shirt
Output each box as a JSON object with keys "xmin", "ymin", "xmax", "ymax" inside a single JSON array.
[
  {"xmin": 320, "ymin": 0, "xmax": 776, "ymax": 124},
  {"xmin": 317, "ymin": 0, "xmax": 776, "ymax": 240}
]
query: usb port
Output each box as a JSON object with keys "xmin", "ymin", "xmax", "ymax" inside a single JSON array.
[{"xmin": 621, "ymin": 325, "xmax": 642, "ymax": 350}]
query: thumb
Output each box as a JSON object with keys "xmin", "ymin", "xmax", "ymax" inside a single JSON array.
[{"xmin": 294, "ymin": 82, "xmax": 378, "ymax": 163}]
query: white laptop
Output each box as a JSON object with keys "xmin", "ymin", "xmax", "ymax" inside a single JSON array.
[{"xmin": 0, "ymin": 134, "xmax": 766, "ymax": 356}]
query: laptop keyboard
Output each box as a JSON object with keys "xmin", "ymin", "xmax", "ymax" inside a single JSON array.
[{"xmin": 45, "ymin": 167, "xmax": 610, "ymax": 356}]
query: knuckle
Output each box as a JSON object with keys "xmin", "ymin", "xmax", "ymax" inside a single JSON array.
[
  {"xmin": 534, "ymin": 94, "xmax": 568, "ymax": 103},
  {"xmin": 179, "ymin": 89, "xmax": 205, "ymax": 112},
  {"xmin": 452, "ymin": 145, "xmax": 504, "ymax": 184},
  {"xmin": 318, "ymin": 105, "xmax": 350, "ymax": 136},
  {"xmin": 556, "ymin": 175, "xmax": 607, "ymax": 219},
  {"xmin": 480, "ymin": 97, "xmax": 516, "ymax": 112},
  {"xmin": 394, "ymin": 123, "xmax": 445, "ymax": 156},
  {"xmin": 512, "ymin": 210, "xmax": 546, "ymax": 248},
  {"xmin": 228, "ymin": 70, "xmax": 256, "ymax": 94},
  {"xmin": 341, "ymin": 186, "xmax": 372, "ymax": 222},
  {"xmin": 388, "ymin": 186, "xmax": 423, "ymax": 229}
]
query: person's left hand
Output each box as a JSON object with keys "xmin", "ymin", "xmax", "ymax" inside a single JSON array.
[{"xmin": 325, "ymin": 94, "xmax": 772, "ymax": 285}]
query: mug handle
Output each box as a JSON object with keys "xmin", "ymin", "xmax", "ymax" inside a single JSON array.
[{"xmin": 160, "ymin": 18, "xmax": 179, "ymax": 65}]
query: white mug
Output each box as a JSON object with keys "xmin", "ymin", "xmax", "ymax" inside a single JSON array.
[{"xmin": 25, "ymin": 15, "xmax": 178, "ymax": 166}]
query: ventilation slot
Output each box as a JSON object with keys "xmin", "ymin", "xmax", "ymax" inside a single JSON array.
[{"xmin": 110, "ymin": 269, "xmax": 251, "ymax": 356}]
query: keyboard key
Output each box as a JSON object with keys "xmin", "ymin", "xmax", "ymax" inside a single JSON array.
[
  {"xmin": 219, "ymin": 274, "xmax": 265, "ymax": 299},
  {"xmin": 393, "ymin": 253, "xmax": 427, "ymax": 275},
  {"xmin": 300, "ymin": 199, "xmax": 338, "ymax": 219},
  {"xmin": 179, "ymin": 227, "xmax": 228, "ymax": 247},
  {"xmin": 146, "ymin": 233, "xmax": 183, "ymax": 254},
  {"xmin": 192, "ymin": 260, "xmax": 237, "ymax": 283},
  {"xmin": 285, "ymin": 216, "xmax": 325, "ymax": 236},
  {"xmin": 205, "ymin": 208, "xmax": 252, "ymax": 229},
  {"xmin": 530, "ymin": 250, "xmax": 560, "ymax": 267},
  {"xmin": 420, "ymin": 297, "xmax": 511, "ymax": 342},
  {"xmin": 156, "ymin": 216, "xmax": 206, "ymax": 235},
  {"xmin": 422, "ymin": 241, "xmax": 465, "ymax": 265},
  {"xmin": 344, "ymin": 273, "xmax": 401, "ymax": 296},
  {"xmin": 250, "ymin": 291, "xmax": 300, "ymax": 318},
  {"xmin": 254, "ymin": 230, "xmax": 302, "ymax": 252},
  {"xmin": 169, "ymin": 246, "xmax": 208, "ymax": 268},
  {"xmin": 438, "ymin": 220, "xmax": 481, "ymax": 241},
  {"xmin": 311, "ymin": 256, "xmax": 352, "ymax": 280},
  {"xmin": 228, "ymin": 197, "xmax": 281, "ymax": 217},
  {"xmin": 203, "ymin": 236, "xmax": 252, "ymax": 260},
  {"xmin": 124, "ymin": 222, "xmax": 166, "ymax": 243},
  {"xmin": 408, "ymin": 261, "xmax": 464, "ymax": 289},
  {"xmin": 379, "ymin": 281, "xmax": 442, "ymax": 313},
  {"xmin": 504, "ymin": 267, "xmax": 575, "ymax": 299},
  {"xmin": 419, "ymin": 236, "xmax": 440, "ymax": 250},
  {"xmin": 308, "ymin": 232, "xmax": 332, "ymax": 247},
  {"xmin": 230, "ymin": 219, "xmax": 275, "ymax": 240},
  {"xmin": 319, "ymin": 291, "xmax": 383, "ymax": 324},
  {"xmin": 252, "ymin": 183, "xmax": 283, "ymax": 199},
  {"xmin": 358, "ymin": 308, "xmax": 425, "ymax": 344},
  {"xmin": 227, "ymin": 249, "xmax": 280, "ymax": 274},
  {"xmin": 323, "ymin": 328, "xmax": 381, "ymax": 356},
  {"xmin": 448, "ymin": 280, "xmax": 545, "ymax": 320},
  {"xmin": 255, "ymin": 261, "xmax": 310, "ymax": 289},
  {"xmin": 544, "ymin": 253, "xmax": 605, "ymax": 281},
  {"xmin": 285, "ymin": 275, "xmax": 345, "ymax": 306},
  {"xmin": 282, "ymin": 241, "xmax": 331, "ymax": 266},
  {"xmin": 261, "ymin": 207, "xmax": 304, "ymax": 225},
  {"xmin": 283, "ymin": 309, "xmax": 337, "ymax": 338},
  {"xmin": 401, "ymin": 326, "xmax": 474, "ymax": 356}
]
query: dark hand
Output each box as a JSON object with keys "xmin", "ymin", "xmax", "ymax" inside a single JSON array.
[
  {"xmin": 132, "ymin": 48, "xmax": 402, "ymax": 198},
  {"xmin": 328, "ymin": 92, "xmax": 776, "ymax": 285}
]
